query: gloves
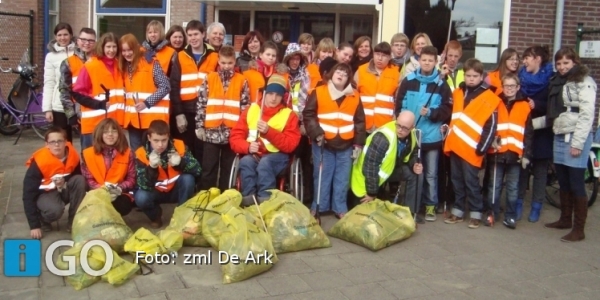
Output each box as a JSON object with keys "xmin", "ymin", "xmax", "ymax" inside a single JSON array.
[
  {"xmin": 175, "ymin": 114, "xmax": 188, "ymax": 133},
  {"xmin": 351, "ymin": 146, "xmax": 362, "ymax": 164},
  {"xmin": 168, "ymin": 150, "xmax": 181, "ymax": 166},
  {"xmin": 491, "ymin": 137, "xmax": 501, "ymax": 151},
  {"xmin": 149, "ymin": 150, "xmax": 161, "ymax": 168},
  {"xmin": 316, "ymin": 134, "xmax": 324, "ymax": 147},
  {"xmin": 195, "ymin": 128, "xmax": 206, "ymax": 141},
  {"xmin": 521, "ymin": 157, "xmax": 530, "ymax": 170},
  {"xmin": 107, "ymin": 185, "xmax": 122, "ymax": 202}
]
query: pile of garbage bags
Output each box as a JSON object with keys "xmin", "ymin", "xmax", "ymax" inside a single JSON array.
[
  {"xmin": 166, "ymin": 188, "xmax": 221, "ymax": 247},
  {"xmin": 327, "ymin": 199, "xmax": 416, "ymax": 251}
]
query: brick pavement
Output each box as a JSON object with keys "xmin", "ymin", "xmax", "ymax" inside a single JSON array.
[{"xmin": 2, "ymin": 131, "xmax": 600, "ymax": 299}]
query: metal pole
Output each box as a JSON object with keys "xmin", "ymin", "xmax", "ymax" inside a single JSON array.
[
  {"xmin": 576, "ymin": 23, "xmax": 584, "ymax": 54},
  {"xmin": 553, "ymin": 0, "xmax": 565, "ymax": 63},
  {"xmin": 29, "ymin": 10, "xmax": 34, "ymax": 63}
]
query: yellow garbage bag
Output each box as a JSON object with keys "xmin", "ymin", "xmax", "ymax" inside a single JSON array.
[
  {"xmin": 327, "ymin": 199, "xmax": 416, "ymax": 251},
  {"xmin": 72, "ymin": 188, "xmax": 133, "ymax": 253},
  {"xmin": 157, "ymin": 229, "xmax": 183, "ymax": 253},
  {"xmin": 218, "ymin": 206, "xmax": 278, "ymax": 284},
  {"xmin": 201, "ymin": 189, "xmax": 248, "ymax": 248},
  {"xmin": 87, "ymin": 246, "xmax": 140, "ymax": 286},
  {"xmin": 54, "ymin": 244, "xmax": 103, "ymax": 290},
  {"xmin": 166, "ymin": 188, "xmax": 220, "ymax": 247},
  {"xmin": 246, "ymin": 190, "xmax": 331, "ymax": 253},
  {"xmin": 124, "ymin": 227, "xmax": 167, "ymax": 258}
]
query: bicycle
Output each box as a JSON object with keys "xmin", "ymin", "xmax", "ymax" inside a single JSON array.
[
  {"xmin": 545, "ymin": 142, "xmax": 599, "ymax": 208},
  {"xmin": 0, "ymin": 50, "xmax": 50, "ymax": 144}
]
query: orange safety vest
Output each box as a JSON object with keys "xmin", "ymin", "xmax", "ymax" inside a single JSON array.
[
  {"xmin": 357, "ymin": 64, "xmax": 399, "ymax": 131},
  {"xmin": 154, "ymin": 46, "xmax": 176, "ymax": 74},
  {"xmin": 26, "ymin": 142, "xmax": 80, "ymax": 191},
  {"xmin": 306, "ymin": 63, "xmax": 321, "ymax": 91},
  {"xmin": 123, "ymin": 59, "xmax": 169, "ymax": 129},
  {"xmin": 80, "ymin": 57, "xmax": 125, "ymax": 134},
  {"xmin": 443, "ymin": 88, "xmax": 501, "ymax": 167},
  {"xmin": 67, "ymin": 55, "xmax": 85, "ymax": 86},
  {"xmin": 135, "ymin": 139, "xmax": 185, "ymax": 192},
  {"xmin": 205, "ymin": 72, "xmax": 245, "ymax": 128},
  {"xmin": 82, "ymin": 147, "xmax": 130, "ymax": 185},
  {"xmin": 491, "ymin": 100, "xmax": 531, "ymax": 156},
  {"xmin": 315, "ymin": 85, "xmax": 360, "ymax": 140},
  {"xmin": 178, "ymin": 50, "xmax": 219, "ymax": 102},
  {"xmin": 487, "ymin": 70, "xmax": 503, "ymax": 96},
  {"xmin": 243, "ymin": 69, "xmax": 266, "ymax": 104}
]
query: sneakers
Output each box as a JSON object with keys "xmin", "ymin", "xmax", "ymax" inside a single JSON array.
[
  {"xmin": 503, "ymin": 218, "xmax": 516, "ymax": 229},
  {"xmin": 444, "ymin": 214, "xmax": 464, "ymax": 224},
  {"xmin": 425, "ymin": 206, "xmax": 437, "ymax": 222},
  {"xmin": 468, "ymin": 219, "xmax": 481, "ymax": 229}
]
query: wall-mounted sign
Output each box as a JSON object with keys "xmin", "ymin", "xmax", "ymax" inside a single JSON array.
[
  {"xmin": 272, "ymin": 31, "xmax": 283, "ymax": 43},
  {"xmin": 579, "ymin": 41, "xmax": 600, "ymax": 58}
]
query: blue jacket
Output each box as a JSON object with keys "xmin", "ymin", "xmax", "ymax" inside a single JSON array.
[{"xmin": 395, "ymin": 67, "xmax": 452, "ymax": 150}]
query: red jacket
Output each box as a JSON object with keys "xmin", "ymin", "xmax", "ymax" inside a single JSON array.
[{"xmin": 230, "ymin": 103, "xmax": 301, "ymax": 155}]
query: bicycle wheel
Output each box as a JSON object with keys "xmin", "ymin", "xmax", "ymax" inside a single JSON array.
[
  {"xmin": 545, "ymin": 163, "xmax": 598, "ymax": 208},
  {"xmin": 0, "ymin": 108, "xmax": 20, "ymax": 135},
  {"xmin": 29, "ymin": 112, "xmax": 50, "ymax": 139}
]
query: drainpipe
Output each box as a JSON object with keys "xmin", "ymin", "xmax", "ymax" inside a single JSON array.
[
  {"xmin": 200, "ymin": 2, "xmax": 206, "ymax": 24},
  {"xmin": 553, "ymin": 0, "xmax": 565, "ymax": 59},
  {"xmin": 44, "ymin": 0, "xmax": 49, "ymax": 56}
]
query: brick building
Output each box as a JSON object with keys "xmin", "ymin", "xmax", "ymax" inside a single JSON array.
[{"xmin": 0, "ymin": 0, "xmax": 598, "ymax": 108}]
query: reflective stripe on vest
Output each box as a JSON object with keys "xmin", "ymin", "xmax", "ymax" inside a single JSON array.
[
  {"xmin": 82, "ymin": 147, "xmax": 130, "ymax": 186},
  {"xmin": 134, "ymin": 140, "xmax": 186, "ymax": 192},
  {"xmin": 443, "ymin": 88, "xmax": 501, "ymax": 167},
  {"xmin": 490, "ymin": 100, "xmax": 531, "ymax": 156},
  {"xmin": 315, "ymin": 85, "xmax": 359, "ymax": 140},
  {"xmin": 246, "ymin": 103, "xmax": 292, "ymax": 152},
  {"xmin": 124, "ymin": 59, "xmax": 170, "ymax": 129},
  {"xmin": 357, "ymin": 64, "xmax": 399, "ymax": 131},
  {"xmin": 26, "ymin": 142, "xmax": 80, "ymax": 191},
  {"xmin": 178, "ymin": 50, "xmax": 219, "ymax": 102},
  {"xmin": 205, "ymin": 72, "xmax": 244, "ymax": 128}
]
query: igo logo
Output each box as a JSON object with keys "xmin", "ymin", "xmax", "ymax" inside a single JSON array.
[{"xmin": 4, "ymin": 239, "xmax": 113, "ymax": 277}]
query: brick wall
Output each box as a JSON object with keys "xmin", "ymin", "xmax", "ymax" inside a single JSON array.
[
  {"xmin": 510, "ymin": 0, "xmax": 600, "ymax": 124},
  {"xmin": 206, "ymin": 4, "xmax": 214, "ymax": 24},
  {"xmin": 170, "ymin": 0, "xmax": 201, "ymax": 28},
  {"xmin": 60, "ymin": 0, "xmax": 90, "ymax": 33},
  {"xmin": 0, "ymin": 0, "xmax": 43, "ymax": 97}
]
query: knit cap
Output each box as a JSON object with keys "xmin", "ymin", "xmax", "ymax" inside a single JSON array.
[{"xmin": 264, "ymin": 74, "xmax": 287, "ymax": 96}]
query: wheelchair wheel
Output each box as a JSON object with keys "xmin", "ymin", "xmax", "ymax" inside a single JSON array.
[
  {"xmin": 546, "ymin": 162, "xmax": 598, "ymax": 208},
  {"xmin": 228, "ymin": 155, "xmax": 240, "ymax": 189},
  {"xmin": 288, "ymin": 157, "xmax": 303, "ymax": 202}
]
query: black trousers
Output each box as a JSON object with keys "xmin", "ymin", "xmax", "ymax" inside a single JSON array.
[
  {"xmin": 112, "ymin": 195, "xmax": 133, "ymax": 216},
  {"xmin": 295, "ymin": 135, "xmax": 314, "ymax": 203},
  {"xmin": 437, "ymin": 152, "xmax": 455, "ymax": 207},
  {"xmin": 170, "ymin": 112, "xmax": 203, "ymax": 164},
  {"xmin": 199, "ymin": 142, "xmax": 236, "ymax": 191},
  {"xmin": 52, "ymin": 111, "xmax": 72, "ymax": 142}
]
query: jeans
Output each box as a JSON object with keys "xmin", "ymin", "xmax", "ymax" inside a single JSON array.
[
  {"xmin": 311, "ymin": 144, "xmax": 352, "ymax": 214},
  {"xmin": 127, "ymin": 127, "xmax": 146, "ymax": 152},
  {"xmin": 518, "ymin": 158, "xmax": 551, "ymax": 203},
  {"xmin": 486, "ymin": 160, "xmax": 521, "ymax": 219},
  {"xmin": 421, "ymin": 148, "xmax": 439, "ymax": 207},
  {"xmin": 80, "ymin": 133, "xmax": 93, "ymax": 150},
  {"xmin": 134, "ymin": 174, "xmax": 195, "ymax": 220},
  {"xmin": 450, "ymin": 153, "xmax": 484, "ymax": 220},
  {"xmin": 239, "ymin": 152, "xmax": 289, "ymax": 198},
  {"xmin": 555, "ymin": 163, "xmax": 587, "ymax": 197}
]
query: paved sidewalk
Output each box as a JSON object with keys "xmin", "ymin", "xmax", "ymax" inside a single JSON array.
[{"xmin": 2, "ymin": 131, "xmax": 600, "ymax": 300}]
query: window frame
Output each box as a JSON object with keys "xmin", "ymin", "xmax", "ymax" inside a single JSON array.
[
  {"xmin": 48, "ymin": 0, "xmax": 59, "ymax": 37},
  {"xmin": 96, "ymin": 0, "xmax": 168, "ymax": 14}
]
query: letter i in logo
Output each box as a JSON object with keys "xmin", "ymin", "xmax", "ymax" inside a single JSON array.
[{"xmin": 4, "ymin": 239, "xmax": 42, "ymax": 277}]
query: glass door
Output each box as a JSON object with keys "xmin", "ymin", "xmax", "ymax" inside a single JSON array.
[{"xmin": 255, "ymin": 12, "xmax": 292, "ymax": 62}]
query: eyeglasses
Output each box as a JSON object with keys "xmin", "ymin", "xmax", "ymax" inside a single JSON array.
[
  {"xmin": 47, "ymin": 140, "xmax": 65, "ymax": 146},
  {"xmin": 503, "ymin": 84, "xmax": 518, "ymax": 89},
  {"xmin": 395, "ymin": 124, "xmax": 412, "ymax": 132},
  {"xmin": 103, "ymin": 130, "xmax": 119, "ymax": 135},
  {"xmin": 78, "ymin": 38, "xmax": 96, "ymax": 44}
]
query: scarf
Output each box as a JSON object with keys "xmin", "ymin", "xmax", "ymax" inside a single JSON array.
[
  {"xmin": 546, "ymin": 66, "xmax": 578, "ymax": 124},
  {"xmin": 518, "ymin": 62, "xmax": 554, "ymax": 97}
]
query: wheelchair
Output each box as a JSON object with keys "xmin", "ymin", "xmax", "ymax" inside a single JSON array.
[{"xmin": 228, "ymin": 153, "xmax": 304, "ymax": 201}]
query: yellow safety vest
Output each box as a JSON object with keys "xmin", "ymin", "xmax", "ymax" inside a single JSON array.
[
  {"xmin": 246, "ymin": 103, "xmax": 292, "ymax": 152},
  {"xmin": 446, "ymin": 69, "xmax": 464, "ymax": 92}
]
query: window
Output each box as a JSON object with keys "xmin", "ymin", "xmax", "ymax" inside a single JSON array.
[
  {"xmin": 404, "ymin": 0, "xmax": 505, "ymax": 69},
  {"xmin": 48, "ymin": 0, "xmax": 59, "ymax": 41},
  {"xmin": 95, "ymin": 0, "xmax": 168, "ymax": 42},
  {"xmin": 339, "ymin": 14, "xmax": 374, "ymax": 44}
]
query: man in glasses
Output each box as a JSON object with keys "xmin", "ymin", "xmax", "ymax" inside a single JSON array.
[
  {"xmin": 59, "ymin": 27, "xmax": 97, "ymax": 149},
  {"xmin": 349, "ymin": 110, "xmax": 423, "ymax": 210},
  {"xmin": 22, "ymin": 127, "xmax": 86, "ymax": 239}
]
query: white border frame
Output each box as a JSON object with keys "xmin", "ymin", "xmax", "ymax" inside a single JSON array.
[{"xmin": 92, "ymin": 0, "xmax": 170, "ymax": 33}]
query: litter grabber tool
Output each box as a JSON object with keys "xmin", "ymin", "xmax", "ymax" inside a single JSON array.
[
  {"xmin": 413, "ymin": 129, "xmax": 423, "ymax": 222},
  {"xmin": 314, "ymin": 142, "xmax": 324, "ymax": 225},
  {"xmin": 100, "ymin": 84, "xmax": 111, "ymax": 118},
  {"xmin": 486, "ymin": 135, "xmax": 501, "ymax": 227},
  {"xmin": 392, "ymin": 182, "xmax": 402, "ymax": 204},
  {"xmin": 133, "ymin": 92, "xmax": 142, "ymax": 128}
]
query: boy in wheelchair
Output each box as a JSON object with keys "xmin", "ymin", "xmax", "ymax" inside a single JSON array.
[{"xmin": 229, "ymin": 74, "xmax": 301, "ymax": 206}]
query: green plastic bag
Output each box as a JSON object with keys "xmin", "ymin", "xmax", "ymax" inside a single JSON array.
[
  {"xmin": 166, "ymin": 188, "xmax": 220, "ymax": 247},
  {"xmin": 218, "ymin": 206, "xmax": 278, "ymax": 284},
  {"xmin": 54, "ymin": 244, "xmax": 103, "ymax": 290},
  {"xmin": 327, "ymin": 199, "xmax": 416, "ymax": 251},
  {"xmin": 71, "ymin": 188, "xmax": 133, "ymax": 253},
  {"xmin": 124, "ymin": 227, "xmax": 167, "ymax": 258},
  {"xmin": 246, "ymin": 190, "xmax": 331, "ymax": 253}
]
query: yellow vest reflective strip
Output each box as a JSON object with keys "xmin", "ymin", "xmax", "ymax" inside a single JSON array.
[
  {"xmin": 205, "ymin": 99, "xmax": 241, "ymax": 122},
  {"xmin": 319, "ymin": 123, "xmax": 354, "ymax": 135},
  {"xmin": 180, "ymin": 72, "xmax": 207, "ymax": 98},
  {"xmin": 38, "ymin": 173, "xmax": 72, "ymax": 190},
  {"xmin": 451, "ymin": 125, "xmax": 478, "ymax": 149},
  {"xmin": 155, "ymin": 174, "xmax": 181, "ymax": 189},
  {"xmin": 80, "ymin": 103, "xmax": 124, "ymax": 118},
  {"xmin": 455, "ymin": 113, "xmax": 483, "ymax": 133},
  {"xmin": 501, "ymin": 136, "xmax": 524, "ymax": 149},
  {"xmin": 361, "ymin": 96, "xmax": 375, "ymax": 116},
  {"xmin": 246, "ymin": 103, "xmax": 292, "ymax": 152}
]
